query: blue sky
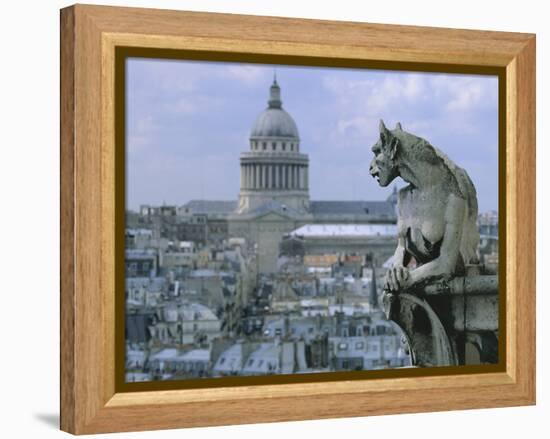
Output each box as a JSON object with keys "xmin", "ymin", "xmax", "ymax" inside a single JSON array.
[{"xmin": 126, "ymin": 58, "xmax": 499, "ymax": 212}]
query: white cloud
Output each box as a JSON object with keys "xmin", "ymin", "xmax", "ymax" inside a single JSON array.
[
  {"xmin": 429, "ymin": 75, "xmax": 497, "ymax": 112},
  {"xmin": 323, "ymin": 72, "xmax": 427, "ymax": 117},
  {"xmin": 166, "ymin": 95, "xmax": 223, "ymax": 115},
  {"xmin": 445, "ymin": 82, "xmax": 483, "ymax": 111}
]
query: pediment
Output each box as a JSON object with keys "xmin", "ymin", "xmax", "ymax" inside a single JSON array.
[{"xmin": 253, "ymin": 211, "xmax": 293, "ymax": 222}]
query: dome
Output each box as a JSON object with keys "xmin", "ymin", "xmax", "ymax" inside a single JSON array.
[
  {"xmin": 250, "ymin": 79, "xmax": 300, "ymax": 139},
  {"xmin": 251, "ymin": 108, "xmax": 300, "ymax": 139}
]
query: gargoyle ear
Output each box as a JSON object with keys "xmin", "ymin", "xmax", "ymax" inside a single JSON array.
[
  {"xmin": 395, "ymin": 122, "xmax": 402, "ymax": 130},
  {"xmin": 379, "ymin": 119, "xmax": 389, "ymax": 141}
]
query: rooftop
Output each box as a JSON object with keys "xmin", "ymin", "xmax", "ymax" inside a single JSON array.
[
  {"xmin": 310, "ymin": 200, "xmax": 395, "ymax": 217},
  {"xmin": 183, "ymin": 200, "xmax": 237, "ymax": 215},
  {"xmin": 290, "ymin": 224, "xmax": 397, "ymax": 238}
]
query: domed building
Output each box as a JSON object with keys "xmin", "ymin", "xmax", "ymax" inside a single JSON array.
[
  {"xmin": 176, "ymin": 79, "xmax": 397, "ymax": 274},
  {"xmin": 237, "ymin": 78, "xmax": 310, "ymax": 214},
  {"xmin": 224, "ymin": 78, "xmax": 397, "ymax": 273}
]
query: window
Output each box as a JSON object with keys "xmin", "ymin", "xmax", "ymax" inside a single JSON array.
[
  {"xmin": 248, "ymin": 358, "xmax": 254, "ymax": 366},
  {"xmin": 219, "ymin": 357, "xmax": 225, "ymax": 365},
  {"xmin": 127, "ymin": 262, "xmax": 137, "ymax": 275},
  {"xmin": 258, "ymin": 360, "xmax": 264, "ymax": 367},
  {"xmin": 262, "ymin": 142, "xmax": 267, "ymax": 150},
  {"xmin": 338, "ymin": 343, "xmax": 348, "ymax": 351},
  {"xmin": 282, "ymin": 142, "xmax": 286, "ymax": 150},
  {"xmin": 355, "ymin": 342, "xmax": 364, "ymax": 349},
  {"xmin": 272, "ymin": 142, "xmax": 276, "ymax": 150}
]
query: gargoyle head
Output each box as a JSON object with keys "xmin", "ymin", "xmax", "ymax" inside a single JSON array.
[{"xmin": 369, "ymin": 120, "xmax": 401, "ymax": 187}]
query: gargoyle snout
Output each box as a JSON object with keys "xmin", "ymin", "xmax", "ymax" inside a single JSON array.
[{"xmin": 369, "ymin": 159, "xmax": 379, "ymax": 177}]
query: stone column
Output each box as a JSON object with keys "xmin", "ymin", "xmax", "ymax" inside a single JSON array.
[
  {"xmin": 255, "ymin": 164, "xmax": 260, "ymax": 190},
  {"xmin": 305, "ymin": 165, "xmax": 309, "ymax": 190},
  {"xmin": 288, "ymin": 165, "xmax": 292, "ymax": 189},
  {"xmin": 267, "ymin": 165, "xmax": 272, "ymax": 189},
  {"xmin": 275, "ymin": 164, "xmax": 279, "ymax": 189}
]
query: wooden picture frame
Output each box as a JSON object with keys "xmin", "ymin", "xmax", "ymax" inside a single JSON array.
[{"xmin": 60, "ymin": 4, "xmax": 536, "ymax": 434}]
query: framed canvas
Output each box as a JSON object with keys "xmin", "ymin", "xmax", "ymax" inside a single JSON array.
[{"xmin": 60, "ymin": 4, "xmax": 536, "ymax": 435}]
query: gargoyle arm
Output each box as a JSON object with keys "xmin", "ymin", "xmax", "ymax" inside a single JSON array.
[
  {"xmin": 385, "ymin": 232, "xmax": 408, "ymax": 291},
  {"xmin": 392, "ymin": 234, "xmax": 407, "ymax": 267},
  {"xmin": 408, "ymin": 193, "xmax": 466, "ymax": 285}
]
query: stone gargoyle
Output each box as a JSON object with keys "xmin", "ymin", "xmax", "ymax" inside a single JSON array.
[
  {"xmin": 369, "ymin": 120, "xmax": 497, "ymax": 367},
  {"xmin": 370, "ymin": 120, "xmax": 480, "ymax": 291}
]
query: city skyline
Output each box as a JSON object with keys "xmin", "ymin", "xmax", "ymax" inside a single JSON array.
[{"xmin": 127, "ymin": 58, "xmax": 499, "ymax": 212}]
